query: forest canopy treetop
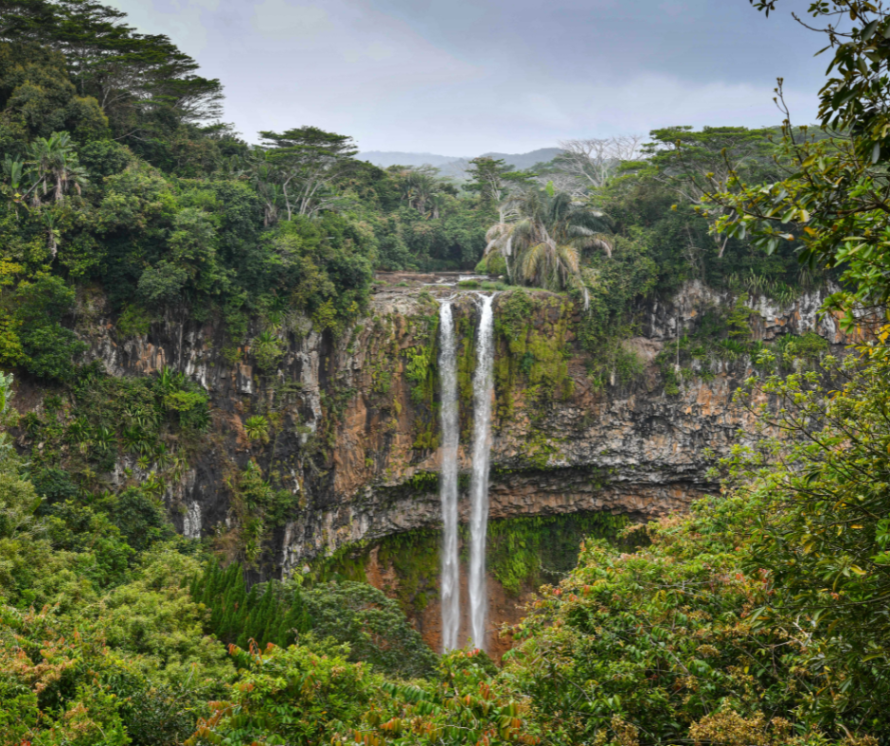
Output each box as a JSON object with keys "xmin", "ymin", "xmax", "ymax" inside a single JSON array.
[{"xmin": 0, "ymin": 0, "xmax": 224, "ymax": 138}]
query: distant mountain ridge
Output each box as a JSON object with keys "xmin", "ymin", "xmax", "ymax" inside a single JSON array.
[
  {"xmin": 359, "ymin": 147, "xmax": 563, "ymax": 179},
  {"xmin": 358, "ymin": 151, "xmax": 464, "ymax": 169},
  {"xmin": 479, "ymin": 148, "xmax": 563, "ymax": 170}
]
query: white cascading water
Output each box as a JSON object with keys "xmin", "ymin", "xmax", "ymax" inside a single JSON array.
[
  {"xmin": 469, "ymin": 294, "xmax": 495, "ymax": 651},
  {"xmin": 438, "ymin": 299, "xmax": 461, "ymax": 652}
]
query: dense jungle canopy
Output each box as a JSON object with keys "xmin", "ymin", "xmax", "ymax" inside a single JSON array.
[{"xmin": 2, "ymin": 0, "xmax": 890, "ymax": 745}]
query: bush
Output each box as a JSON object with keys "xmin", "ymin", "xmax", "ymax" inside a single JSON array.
[
  {"xmin": 111, "ymin": 487, "xmax": 172, "ymax": 552},
  {"xmin": 78, "ymin": 139, "xmax": 132, "ymax": 177},
  {"xmin": 116, "ymin": 304, "xmax": 152, "ymax": 337},
  {"xmin": 31, "ymin": 466, "xmax": 78, "ymax": 507},
  {"xmin": 162, "ymin": 389, "xmax": 210, "ymax": 431},
  {"xmin": 189, "ymin": 643, "xmax": 374, "ymax": 746},
  {"xmin": 10, "ymin": 274, "xmax": 86, "ymax": 382},
  {"xmin": 476, "ymin": 252, "xmax": 507, "ymax": 276},
  {"xmin": 299, "ymin": 580, "xmax": 438, "ymax": 679}
]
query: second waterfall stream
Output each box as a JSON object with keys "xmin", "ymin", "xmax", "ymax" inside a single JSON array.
[{"xmin": 469, "ymin": 294, "xmax": 496, "ymax": 651}]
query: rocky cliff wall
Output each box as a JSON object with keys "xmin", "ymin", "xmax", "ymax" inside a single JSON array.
[
  {"xmin": 45, "ymin": 277, "xmax": 848, "ymax": 585},
  {"xmin": 6, "ymin": 276, "xmax": 849, "ymax": 655}
]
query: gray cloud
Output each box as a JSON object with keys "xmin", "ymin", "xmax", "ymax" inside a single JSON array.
[{"xmin": 108, "ymin": 0, "xmax": 826, "ymax": 155}]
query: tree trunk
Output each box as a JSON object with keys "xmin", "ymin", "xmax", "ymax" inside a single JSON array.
[{"xmin": 282, "ymin": 178, "xmax": 294, "ymax": 221}]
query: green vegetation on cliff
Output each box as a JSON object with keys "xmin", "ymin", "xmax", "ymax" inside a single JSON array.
[{"xmin": 494, "ymin": 290, "xmax": 574, "ymax": 417}]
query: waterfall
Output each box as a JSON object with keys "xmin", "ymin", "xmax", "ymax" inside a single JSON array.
[
  {"xmin": 438, "ymin": 300, "xmax": 461, "ymax": 652},
  {"xmin": 469, "ymin": 294, "xmax": 495, "ymax": 651},
  {"xmin": 437, "ymin": 293, "xmax": 496, "ymax": 652}
]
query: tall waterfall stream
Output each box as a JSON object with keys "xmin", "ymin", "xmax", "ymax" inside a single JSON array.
[
  {"xmin": 469, "ymin": 294, "xmax": 496, "ymax": 649},
  {"xmin": 437, "ymin": 299, "xmax": 460, "ymax": 652},
  {"xmin": 437, "ymin": 293, "xmax": 496, "ymax": 652}
]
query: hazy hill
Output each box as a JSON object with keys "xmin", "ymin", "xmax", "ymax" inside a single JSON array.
[
  {"xmin": 359, "ymin": 147, "xmax": 564, "ymax": 180},
  {"xmin": 358, "ymin": 151, "xmax": 464, "ymax": 169},
  {"xmin": 479, "ymin": 148, "xmax": 563, "ymax": 170}
]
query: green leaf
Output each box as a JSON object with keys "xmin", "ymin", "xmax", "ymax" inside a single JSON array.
[{"xmin": 863, "ymin": 19, "xmax": 880, "ymax": 40}]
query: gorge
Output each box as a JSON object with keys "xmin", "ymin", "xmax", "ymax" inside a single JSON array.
[
  {"xmin": 17, "ymin": 273, "xmax": 849, "ymax": 655},
  {"xmin": 6, "ymin": 2, "xmax": 890, "ymax": 741}
]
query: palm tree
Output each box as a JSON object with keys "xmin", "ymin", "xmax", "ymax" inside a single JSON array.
[
  {"xmin": 393, "ymin": 165, "xmax": 454, "ymax": 218},
  {"xmin": 43, "ymin": 211, "xmax": 62, "ymax": 259},
  {"xmin": 484, "ymin": 188, "xmax": 613, "ymax": 297},
  {"xmin": 244, "ymin": 415, "xmax": 271, "ymax": 445},
  {"xmin": 27, "ymin": 132, "xmax": 88, "ymax": 205},
  {"xmin": 1, "ymin": 157, "xmax": 38, "ymax": 214}
]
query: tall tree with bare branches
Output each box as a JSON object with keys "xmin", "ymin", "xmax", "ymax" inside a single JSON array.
[
  {"xmin": 259, "ymin": 127, "xmax": 357, "ymax": 220},
  {"xmin": 555, "ymin": 136, "xmax": 646, "ymax": 192}
]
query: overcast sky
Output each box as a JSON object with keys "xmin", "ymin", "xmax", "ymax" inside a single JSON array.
[{"xmin": 107, "ymin": 0, "xmax": 827, "ymax": 156}]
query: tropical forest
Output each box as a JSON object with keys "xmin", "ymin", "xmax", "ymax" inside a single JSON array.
[{"xmin": 2, "ymin": 0, "xmax": 890, "ymax": 744}]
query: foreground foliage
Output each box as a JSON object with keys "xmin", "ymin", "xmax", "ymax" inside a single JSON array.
[{"xmin": 189, "ymin": 645, "xmax": 536, "ymax": 746}]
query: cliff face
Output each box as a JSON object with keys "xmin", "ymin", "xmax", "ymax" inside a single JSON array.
[
  {"xmin": 57, "ymin": 278, "xmax": 846, "ymax": 574},
  {"xmin": 14, "ymin": 276, "xmax": 848, "ymax": 654}
]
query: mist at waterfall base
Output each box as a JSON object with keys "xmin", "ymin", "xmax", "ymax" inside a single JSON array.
[{"xmin": 437, "ymin": 294, "xmax": 496, "ymax": 653}]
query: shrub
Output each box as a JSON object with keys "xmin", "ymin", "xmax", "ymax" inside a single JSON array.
[
  {"xmin": 244, "ymin": 414, "xmax": 270, "ymax": 444},
  {"xmin": 111, "ymin": 487, "xmax": 172, "ymax": 552},
  {"xmin": 250, "ymin": 331, "xmax": 282, "ymax": 370},
  {"xmin": 11, "ymin": 274, "xmax": 86, "ymax": 382},
  {"xmin": 116, "ymin": 304, "xmax": 152, "ymax": 337},
  {"xmin": 299, "ymin": 580, "xmax": 438, "ymax": 679},
  {"xmin": 31, "ymin": 466, "xmax": 78, "ymax": 507}
]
